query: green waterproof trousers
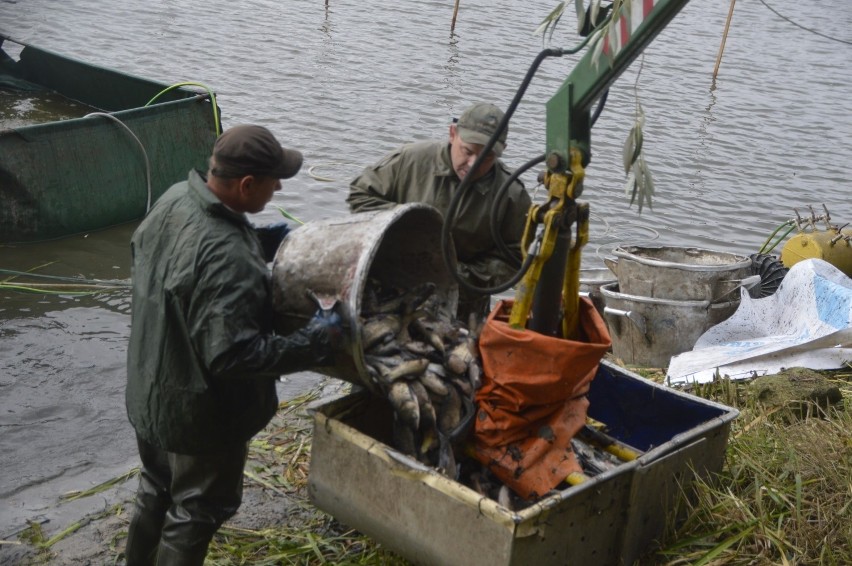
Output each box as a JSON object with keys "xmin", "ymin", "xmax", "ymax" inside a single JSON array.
[{"xmin": 124, "ymin": 435, "xmax": 248, "ymax": 566}]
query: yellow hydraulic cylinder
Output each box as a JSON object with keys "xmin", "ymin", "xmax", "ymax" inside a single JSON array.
[
  {"xmin": 510, "ymin": 148, "xmax": 586, "ymax": 334},
  {"xmin": 780, "ymin": 228, "xmax": 852, "ymax": 278}
]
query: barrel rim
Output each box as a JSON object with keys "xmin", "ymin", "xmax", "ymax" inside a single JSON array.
[
  {"xmin": 600, "ymin": 282, "xmax": 739, "ymax": 309},
  {"xmin": 612, "ymin": 245, "xmax": 752, "ymax": 272}
]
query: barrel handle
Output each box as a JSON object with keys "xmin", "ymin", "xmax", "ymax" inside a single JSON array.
[
  {"xmin": 603, "ymin": 306, "xmax": 647, "ymax": 336},
  {"xmin": 712, "ymin": 274, "xmax": 761, "ymax": 303}
]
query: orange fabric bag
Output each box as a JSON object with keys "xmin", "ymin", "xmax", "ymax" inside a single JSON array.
[{"xmin": 473, "ymin": 297, "xmax": 611, "ymax": 500}]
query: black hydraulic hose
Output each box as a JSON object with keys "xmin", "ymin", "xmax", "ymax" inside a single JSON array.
[
  {"xmin": 441, "ymin": 48, "xmax": 567, "ymax": 296},
  {"xmin": 590, "ymin": 88, "xmax": 609, "ymax": 127},
  {"xmin": 489, "ymin": 153, "xmax": 546, "ymax": 265},
  {"xmin": 486, "ymin": 90, "xmax": 606, "ymax": 269},
  {"xmin": 441, "ymin": 26, "xmax": 603, "ymax": 297},
  {"xmin": 482, "ymin": 90, "xmax": 609, "ymax": 293}
]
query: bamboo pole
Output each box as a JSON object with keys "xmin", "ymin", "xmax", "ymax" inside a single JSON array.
[
  {"xmin": 451, "ymin": 0, "xmax": 460, "ymax": 32},
  {"xmin": 713, "ymin": 0, "xmax": 737, "ymax": 79}
]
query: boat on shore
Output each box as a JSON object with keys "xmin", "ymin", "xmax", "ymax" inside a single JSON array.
[{"xmin": 0, "ymin": 34, "xmax": 220, "ymax": 243}]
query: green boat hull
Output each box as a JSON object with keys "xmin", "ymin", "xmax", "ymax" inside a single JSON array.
[{"xmin": 0, "ymin": 35, "xmax": 219, "ymax": 243}]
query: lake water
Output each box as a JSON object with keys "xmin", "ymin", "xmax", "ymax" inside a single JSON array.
[{"xmin": 1, "ymin": 0, "xmax": 850, "ymax": 546}]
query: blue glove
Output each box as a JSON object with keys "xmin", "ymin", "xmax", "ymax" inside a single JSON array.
[
  {"xmin": 255, "ymin": 222, "xmax": 291, "ymax": 261},
  {"xmin": 302, "ymin": 308, "xmax": 344, "ymax": 365}
]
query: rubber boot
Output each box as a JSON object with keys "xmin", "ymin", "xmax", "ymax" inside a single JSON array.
[
  {"xmin": 154, "ymin": 444, "xmax": 247, "ymax": 566},
  {"xmin": 154, "ymin": 538, "xmax": 211, "ymax": 566},
  {"xmin": 126, "ymin": 435, "xmax": 172, "ymax": 566},
  {"xmin": 124, "ymin": 491, "xmax": 168, "ymax": 566},
  {"xmin": 156, "ymin": 504, "xmax": 219, "ymax": 566}
]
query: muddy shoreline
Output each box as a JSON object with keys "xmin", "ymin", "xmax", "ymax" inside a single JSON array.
[{"xmin": 1, "ymin": 378, "xmax": 359, "ymax": 566}]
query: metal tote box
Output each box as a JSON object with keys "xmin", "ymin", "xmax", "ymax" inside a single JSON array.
[{"xmin": 307, "ymin": 360, "xmax": 738, "ymax": 566}]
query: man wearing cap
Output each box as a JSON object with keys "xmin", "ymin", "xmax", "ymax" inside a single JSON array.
[
  {"xmin": 347, "ymin": 102, "xmax": 531, "ymax": 320},
  {"xmin": 125, "ymin": 124, "xmax": 340, "ymax": 565}
]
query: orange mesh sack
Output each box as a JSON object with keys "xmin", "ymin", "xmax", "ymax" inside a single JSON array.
[{"xmin": 472, "ymin": 297, "xmax": 611, "ymax": 500}]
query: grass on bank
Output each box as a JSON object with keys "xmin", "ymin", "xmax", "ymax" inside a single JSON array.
[{"xmin": 648, "ymin": 365, "xmax": 852, "ymax": 566}]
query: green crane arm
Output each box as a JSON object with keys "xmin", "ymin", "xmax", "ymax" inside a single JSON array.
[
  {"xmin": 546, "ymin": 0, "xmax": 692, "ymax": 170},
  {"xmin": 517, "ymin": 0, "xmax": 694, "ymax": 336}
]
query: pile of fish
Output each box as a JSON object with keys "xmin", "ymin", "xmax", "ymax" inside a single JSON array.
[
  {"xmin": 359, "ymin": 279, "xmax": 482, "ymax": 478},
  {"xmin": 358, "ymin": 279, "xmax": 640, "ymax": 508},
  {"xmin": 459, "ymin": 429, "xmax": 636, "ymax": 511}
]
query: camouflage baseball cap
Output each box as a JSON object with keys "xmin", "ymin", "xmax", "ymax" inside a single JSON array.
[{"xmin": 456, "ymin": 102, "xmax": 507, "ymax": 157}]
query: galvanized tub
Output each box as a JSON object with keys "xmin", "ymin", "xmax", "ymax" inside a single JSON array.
[
  {"xmin": 605, "ymin": 246, "xmax": 753, "ymax": 301},
  {"xmin": 601, "ymin": 282, "xmax": 738, "ymax": 368},
  {"xmin": 270, "ymin": 203, "xmax": 459, "ymax": 393},
  {"xmin": 308, "ymin": 360, "xmax": 738, "ymax": 566}
]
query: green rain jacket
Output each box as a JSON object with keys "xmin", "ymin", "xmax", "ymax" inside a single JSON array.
[
  {"xmin": 126, "ymin": 170, "xmax": 316, "ymax": 454},
  {"xmin": 347, "ymin": 141, "xmax": 531, "ymax": 287}
]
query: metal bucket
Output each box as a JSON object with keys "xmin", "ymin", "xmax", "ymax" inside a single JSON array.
[
  {"xmin": 605, "ymin": 245, "xmax": 753, "ymax": 301},
  {"xmin": 601, "ymin": 282, "xmax": 738, "ymax": 368},
  {"xmin": 270, "ymin": 203, "xmax": 459, "ymax": 392}
]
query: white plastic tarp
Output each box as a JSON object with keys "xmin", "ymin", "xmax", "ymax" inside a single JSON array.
[{"xmin": 667, "ymin": 259, "xmax": 852, "ymax": 384}]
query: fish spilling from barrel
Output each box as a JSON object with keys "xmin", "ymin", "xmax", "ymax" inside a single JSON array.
[
  {"xmin": 359, "ymin": 279, "xmax": 480, "ymax": 479},
  {"xmin": 357, "ymin": 278, "xmax": 631, "ymax": 510}
]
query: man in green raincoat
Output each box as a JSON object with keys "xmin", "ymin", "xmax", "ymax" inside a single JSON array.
[
  {"xmin": 125, "ymin": 125, "xmax": 340, "ymax": 565},
  {"xmin": 347, "ymin": 102, "xmax": 532, "ymax": 321}
]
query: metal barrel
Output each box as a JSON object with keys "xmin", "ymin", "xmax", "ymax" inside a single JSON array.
[
  {"xmin": 607, "ymin": 245, "xmax": 753, "ymax": 301},
  {"xmin": 270, "ymin": 203, "xmax": 459, "ymax": 392},
  {"xmin": 601, "ymin": 282, "xmax": 738, "ymax": 368}
]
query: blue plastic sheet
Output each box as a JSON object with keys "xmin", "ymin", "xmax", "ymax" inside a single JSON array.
[{"xmin": 668, "ymin": 259, "xmax": 852, "ymax": 384}]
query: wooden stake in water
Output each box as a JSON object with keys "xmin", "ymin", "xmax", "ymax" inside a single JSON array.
[
  {"xmin": 451, "ymin": 0, "xmax": 460, "ymax": 32},
  {"xmin": 713, "ymin": 0, "xmax": 737, "ymax": 79}
]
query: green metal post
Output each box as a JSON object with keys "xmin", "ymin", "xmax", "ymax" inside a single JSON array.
[
  {"xmin": 533, "ymin": 0, "xmax": 693, "ymax": 335},
  {"xmin": 547, "ymin": 0, "xmax": 693, "ymax": 163}
]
